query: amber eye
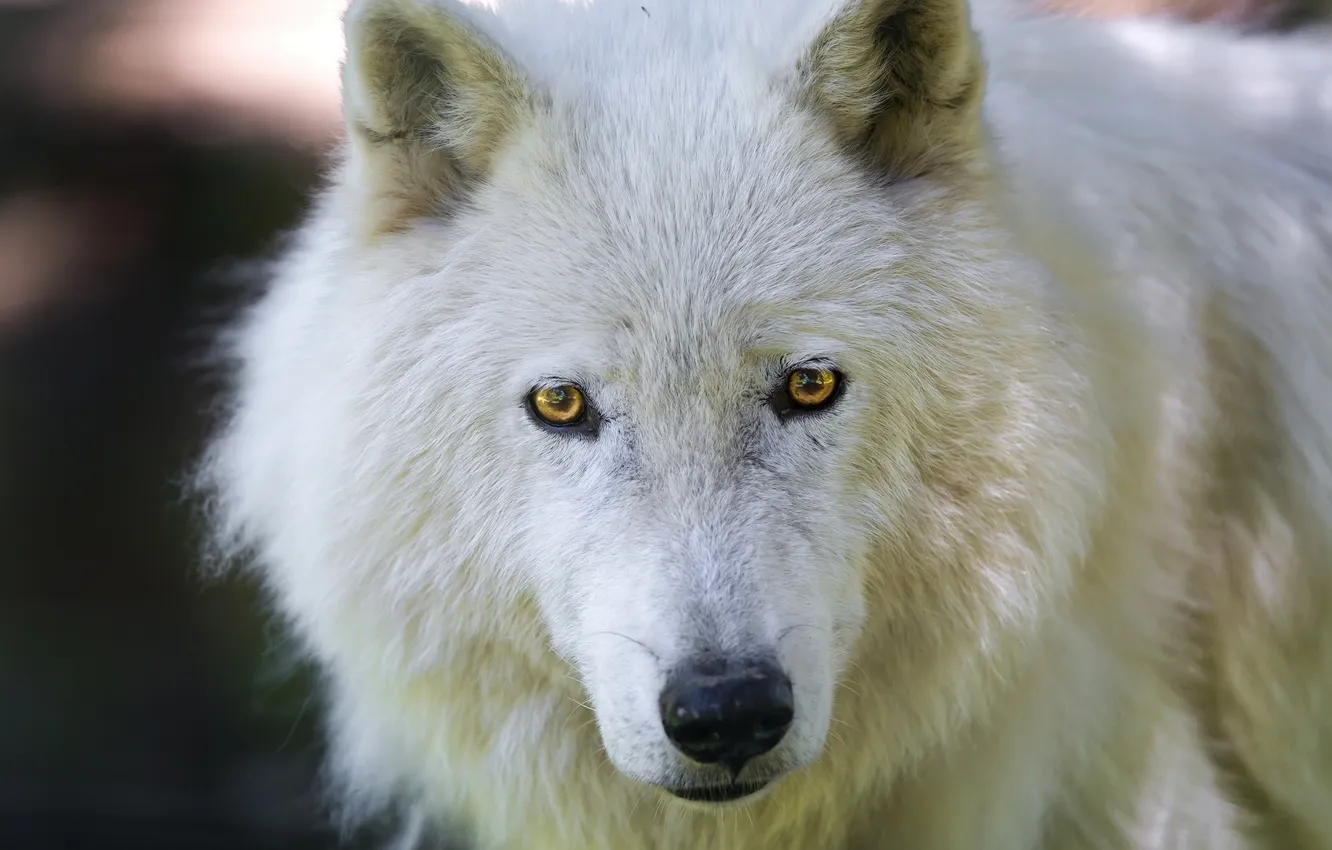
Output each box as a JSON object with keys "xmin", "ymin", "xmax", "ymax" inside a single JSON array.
[
  {"xmin": 786, "ymin": 367, "xmax": 840, "ymax": 411},
  {"xmin": 528, "ymin": 384, "xmax": 587, "ymax": 427}
]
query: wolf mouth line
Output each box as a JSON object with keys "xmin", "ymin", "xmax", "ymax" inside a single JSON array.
[{"xmin": 664, "ymin": 781, "xmax": 773, "ymax": 804}]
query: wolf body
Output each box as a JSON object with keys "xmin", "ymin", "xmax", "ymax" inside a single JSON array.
[{"xmin": 196, "ymin": 0, "xmax": 1332, "ymax": 847}]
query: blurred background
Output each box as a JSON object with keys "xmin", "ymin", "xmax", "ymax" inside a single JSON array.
[{"xmin": 0, "ymin": 0, "xmax": 1328, "ymax": 848}]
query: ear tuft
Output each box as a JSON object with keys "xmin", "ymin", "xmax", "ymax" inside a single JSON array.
[
  {"xmin": 341, "ymin": 0, "xmax": 535, "ymax": 233},
  {"xmin": 798, "ymin": 0, "xmax": 986, "ymax": 179}
]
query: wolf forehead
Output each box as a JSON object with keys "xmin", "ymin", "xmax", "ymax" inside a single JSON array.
[
  {"xmin": 454, "ymin": 97, "xmax": 912, "ymax": 310},
  {"xmin": 407, "ymin": 127, "xmax": 912, "ymax": 397}
]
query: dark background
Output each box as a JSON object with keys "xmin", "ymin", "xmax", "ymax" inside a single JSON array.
[
  {"xmin": 1, "ymin": 2, "xmax": 350, "ymax": 847},
  {"xmin": 0, "ymin": 0, "xmax": 1327, "ymax": 848}
]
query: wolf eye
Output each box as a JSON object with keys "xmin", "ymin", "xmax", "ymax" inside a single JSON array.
[
  {"xmin": 528, "ymin": 384, "xmax": 588, "ymax": 428},
  {"xmin": 772, "ymin": 367, "xmax": 843, "ymax": 417},
  {"xmin": 789, "ymin": 368, "xmax": 838, "ymax": 407}
]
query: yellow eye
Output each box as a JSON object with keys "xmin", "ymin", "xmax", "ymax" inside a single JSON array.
[
  {"xmin": 787, "ymin": 368, "xmax": 839, "ymax": 410},
  {"xmin": 529, "ymin": 384, "xmax": 587, "ymax": 426}
]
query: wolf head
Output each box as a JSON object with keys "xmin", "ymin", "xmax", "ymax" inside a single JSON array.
[{"xmin": 202, "ymin": 0, "xmax": 1117, "ymax": 815}]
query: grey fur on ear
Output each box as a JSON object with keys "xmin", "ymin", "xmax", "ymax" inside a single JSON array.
[
  {"xmin": 798, "ymin": 0, "xmax": 986, "ymax": 179},
  {"xmin": 341, "ymin": 0, "xmax": 536, "ymax": 233}
]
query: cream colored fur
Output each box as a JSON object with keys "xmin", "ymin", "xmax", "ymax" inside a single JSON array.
[{"xmin": 195, "ymin": 0, "xmax": 1332, "ymax": 847}]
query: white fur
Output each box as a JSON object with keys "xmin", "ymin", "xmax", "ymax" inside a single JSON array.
[{"xmin": 197, "ymin": 0, "xmax": 1332, "ymax": 847}]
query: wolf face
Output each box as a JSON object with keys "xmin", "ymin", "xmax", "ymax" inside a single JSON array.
[
  {"xmin": 327, "ymin": 93, "xmax": 924, "ymax": 799},
  {"xmin": 203, "ymin": 0, "xmax": 1113, "ymax": 814}
]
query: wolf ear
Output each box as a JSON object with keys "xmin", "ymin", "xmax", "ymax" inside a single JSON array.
[
  {"xmin": 341, "ymin": 0, "xmax": 535, "ymax": 233},
  {"xmin": 797, "ymin": 0, "xmax": 985, "ymax": 179}
]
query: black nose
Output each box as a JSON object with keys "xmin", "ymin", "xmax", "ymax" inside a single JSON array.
[{"xmin": 658, "ymin": 656, "xmax": 794, "ymax": 775}]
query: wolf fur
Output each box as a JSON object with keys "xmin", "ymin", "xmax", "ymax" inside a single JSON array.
[{"xmin": 195, "ymin": 0, "xmax": 1332, "ymax": 847}]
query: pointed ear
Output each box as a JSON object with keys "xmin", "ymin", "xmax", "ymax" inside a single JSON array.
[
  {"xmin": 341, "ymin": 0, "xmax": 536, "ymax": 234},
  {"xmin": 797, "ymin": 0, "xmax": 986, "ymax": 179}
]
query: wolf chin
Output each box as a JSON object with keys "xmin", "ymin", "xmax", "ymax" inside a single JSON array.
[{"xmin": 194, "ymin": 0, "xmax": 1332, "ymax": 846}]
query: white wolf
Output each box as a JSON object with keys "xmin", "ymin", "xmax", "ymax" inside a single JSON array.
[{"xmin": 195, "ymin": 0, "xmax": 1332, "ymax": 846}]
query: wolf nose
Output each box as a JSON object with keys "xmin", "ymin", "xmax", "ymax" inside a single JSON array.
[{"xmin": 658, "ymin": 656, "xmax": 794, "ymax": 775}]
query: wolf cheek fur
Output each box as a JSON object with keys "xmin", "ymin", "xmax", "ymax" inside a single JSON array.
[{"xmin": 195, "ymin": 0, "xmax": 1332, "ymax": 847}]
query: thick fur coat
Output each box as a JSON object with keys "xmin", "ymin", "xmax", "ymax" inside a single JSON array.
[{"xmin": 196, "ymin": 0, "xmax": 1332, "ymax": 847}]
